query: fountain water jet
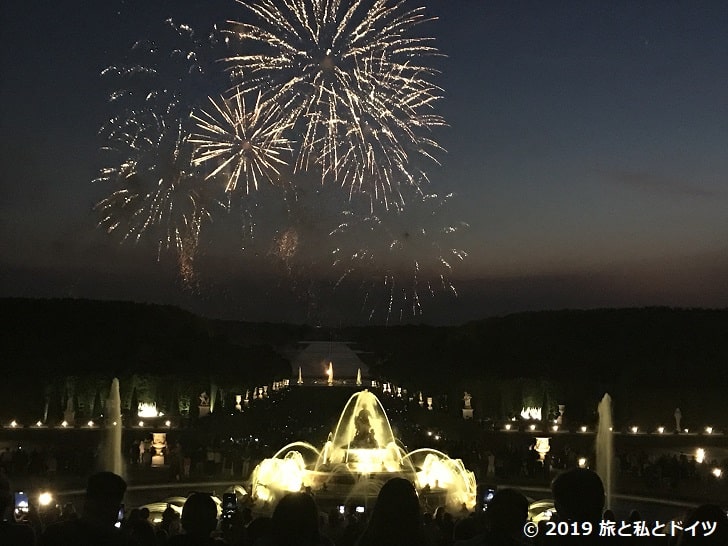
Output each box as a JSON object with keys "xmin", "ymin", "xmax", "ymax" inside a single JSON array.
[
  {"xmin": 104, "ymin": 378, "xmax": 124, "ymax": 476},
  {"xmin": 596, "ymin": 393, "xmax": 613, "ymax": 510}
]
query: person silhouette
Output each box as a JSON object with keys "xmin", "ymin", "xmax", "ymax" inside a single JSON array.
[
  {"xmin": 40, "ymin": 471, "xmax": 135, "ymax": 546},
  {"xmin": 356, "ymin": 477, "xmax": 433, "ymax": 546},
  {"xmin": 257, "ymin": 492, "xmax": 331, "ymax": 546},
  {"xmin": 0, "ymin": 475, "xmax": 36, "ymax": 546},
  {"xmin": 167, "ymin": 493, "xmax": 223, "ymax": 546}
]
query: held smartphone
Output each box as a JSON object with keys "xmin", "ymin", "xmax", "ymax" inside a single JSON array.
[
  {"xmin": 222, "ymin": 493, "xmax": 237, "ymax": 519},
  {"xmin": 115, "ymin": 504, "xmax": 125, "ymax": 528},
  {"xmin": 355, "ymin": 506, "xmax": 365, "ymax": 514},
  {"xmin": 14, "ymin": 491, "xmax": 29, "ymax": 515},
  {"xmin": 481, "ymin": 488, "xmax": 496, "ymax": 511}
]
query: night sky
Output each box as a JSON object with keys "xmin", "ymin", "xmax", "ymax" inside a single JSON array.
[{"xmin": 1, "ymin": 0, "xmax": 727, "ymax": 325}]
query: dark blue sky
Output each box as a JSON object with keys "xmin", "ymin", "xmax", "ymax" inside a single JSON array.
[{"xmin": 1, "ymin": 0, "xmax": 727, "ymax": 324}]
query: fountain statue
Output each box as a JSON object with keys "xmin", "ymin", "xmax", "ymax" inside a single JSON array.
[
  {"xmin": 596, "ymin": 393, "xmax": 614, "ymax": 510},
  {"xmin": 249, "ymin": 390, "xmax": 476, "ymax": 514},
  {"xmin": 104, "ymin": 378, "xmax": 123, "ymax": 476},
  {"xmin": 462, "ymin": 392, "xmax": 474, "ymax": 420},
  {"xmin": 351, "ymin": 408, "xmax": 379, "ymax": 448},
  {"xmin": 674, "ymin": 408, "xmax": 682, "ymax": 433},
  {"xmin": 63, "ymin": 396, "xmax": 75, "ymax": 426},
  {"xmin": 199, "ymin": 392, "xmax": 210, "ymax": 417}
]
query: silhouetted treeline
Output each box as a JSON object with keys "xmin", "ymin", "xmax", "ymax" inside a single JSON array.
[
  {"xmin": 5, "ymin": 299, "xmax": 727, "ymax": 388},
  {"xmin": 357, "ymin": 308, "xmax": 728, "ymax": 386},
  {"xmin": 3, "ymin": 299, "xmax": 727, "ymax": 424},
  {"xmin": 3, "ymin": 297, "xmax": 288, "ymax": 377}
]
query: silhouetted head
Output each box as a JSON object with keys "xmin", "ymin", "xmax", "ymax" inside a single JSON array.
[
  {"xmin": 603, "ymin": 509, "xmax": 617, "ymax": 521},
  {"xmin": 271, "ymin": 492, "xmax": 320, "ymax": 546},
  {"xmin": 677, "ymin": 504, "xmax": 728, "ymax": 546},
  {"xmin": 162, "ymin": 503, "xmax": 177, "ymax": 526},
  {"xmin": 627, "ymin": 509, "xmax": 642, "ymax": 522},
  {"xmin": 181, "ymin": 493, "xmax": 218, "ymax": 538},
  {"xmin": 0, "ymin": 475, "xmax": 11, "ymax": 514},
  {"xmin": 486, "ymin": 488, "xmax": 529, "ymax": 538},
  {"xmin": 246, "ymin": 515, "xmax": 273, "ymax": 544},
  {"xmin": 358, "ymin": 477, "xmax": 427, "ymax": 546},
  {"xmin": 83, "ymin": 471, "xmax": 127, "ymax": 527},
  {"xmin": 551, "ymin": 468, "xmax": 604, "ymax": 522},
  {"xmin": 375, "ymin": 478, "xmax": 423, "ymax": 529}
]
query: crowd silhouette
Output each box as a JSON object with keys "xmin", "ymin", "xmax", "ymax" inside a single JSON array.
[{"xmin": 1, "ymin": 469, "xmax": 726, "ymax": 546}]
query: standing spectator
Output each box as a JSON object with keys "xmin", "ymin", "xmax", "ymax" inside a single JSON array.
[
  {"xmin": 183, "ymin": 452, "xmax": 192, "ymax": 480},
  {"xmin": 257, "ymin": 492, "xmax": 332, "ymax": 546},
  {"xmin": 536, "ymin": 468, "xmax": 614, "ymax": 546},
  {"xmin": 0, "ymin": 475, "xmax": 36, "ymax": 546},
  {"xmin": 40, "ymin": 471, "xmax": 136, "ymax": 546},
  {"xmin": 486, "ymin": 452, "xmax": 496, "ymax": 478},
  {"xmin": 167, "ymin": 493, "xmax": 222, "ymax": 546},
  {"xmin": 677, "ymin": 504, "xmax": 728, "ymax": 546},
  {"xmin": 213, "ymin": 449, "xmax": 222, "ymax": 476},
  {"xmin": 454, "ymin": 488, "xmax": 528, "ymax": 546},
  {"xmin": 356, "ymin": 478, "xmax": 433, "ymax": 546}
]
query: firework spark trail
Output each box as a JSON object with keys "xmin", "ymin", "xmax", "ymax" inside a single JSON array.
[
  {"xmin": 225, "ymin": 0, "xmax": 445, "ymax": 207},
  {"xmin": 95, "ymin": 20, "xmax": 229, "ymax": 283},
  {"xmin": 190, "ymin": 90, "xmax": 294, "ymax": 195},
  {"xmin": 100, "ymin": 18, "xmax": 222, "ymax": 116},
  {"xmin": 94, "ymin": 106, "xmax": 218, "ymax": 289},
  {"xmin": 330, "ymin": 192, "xmax": 467, "ymax": 323}
]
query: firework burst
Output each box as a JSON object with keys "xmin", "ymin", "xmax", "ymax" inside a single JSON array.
[
  {"xmin": 95, "ymin": 20, "xmax": 229, "ymax": 284},
  {"xmin": 331, "ymin": 191, "xmax": 467, "ymax": 323},
  {"xmin": 225, "ymin": 0, "xmax": 445, "ymax": 206},
  {"xmin": 94, "ymin": 110, "xmax": 216, "ymax": 287},
  {"xmin": 93, "ymin": 6, "xmax": 465, "ymax": 314},
  {"xmin": 190, "ymin": 90, "xmax": 294, "ymax": 194},
  {"xmin": 100, "ymin": 18, "xmax": 224, "ymax": 117}
]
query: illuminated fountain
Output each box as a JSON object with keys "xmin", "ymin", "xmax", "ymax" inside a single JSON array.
[
  {"xmin": 249, "ymin": 390, "xmax": 476, "ymax": 513},
  {"xmin": 138, "ymin": 402, "xmax": 163, "ymax": 418},
  {"xmin": 104, "ymin": 378, "xmax": 123, "ymax": 476},
  {"xmin": 596, "ymin": 393, "xmax": 614, "ymax": 510},
  {"xmin": 520, "ymin": 406, "xmax": 542, "ymax": 421}
]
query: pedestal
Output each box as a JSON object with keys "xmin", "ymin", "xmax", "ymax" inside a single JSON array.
[
  {"xmin": 462, "ymin": 408, "xmax": 474, "ymax": 420},
  {"xmin": 151, "ymin": 432, "xmax": 167, "ymax": 467},
  {"xmin": 199, "ymin": 406, "xmax": 210, "ymax": 417},
  {"xmin": 535, "ymin": 437, "xmax": 551, "ymax": 462}
]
